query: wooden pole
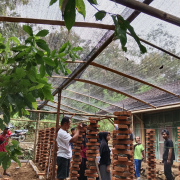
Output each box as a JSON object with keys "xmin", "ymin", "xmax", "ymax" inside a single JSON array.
[
  {"xmin": 33, "ymin": 112, "xmax": 40, "ymax": 161},
  {"xmin": 52, "ymin": 91, "xmax": 61, "ymax": 180},
  {"xmin": 111, "ymin": 0, "xmax": 180, "ymax": 27}
]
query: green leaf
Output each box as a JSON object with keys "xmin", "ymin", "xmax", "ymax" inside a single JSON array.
[
  {"xmin": 9, "ymin": 37, "xmax": 20, "ymax": 44},
  {"xmin": 43, "ymin": 57, "xmax": 55, "ymax": 66},
  {"xmin": 50, "ymin": 0, "xmax": 58, "ymax": 5},
  {"xmin": 76, "ymin": 0, "xmax": 86, "ymax": 18},
  {"xmin": 112, "ymin": 15, "xmax": 127, "ymax": 51},
  {"xmin": 11, "ymin": 156, "xmax": 21, "ymax": 167},
  {"xmin": 24, "ymin": 93, "xmax": 36, "ymax": 102},
  {"xmin": 59, "ymin": 60, "xmax": 66, "ymax": 74},
  {"xmin": 45, "ymin": 64, "xmax": 54, "ymax": 77},
  {"xmin": 42, "ymin": 87, "xmax": 54, "ymax": 101},
  {"xmin": 117, "ymin": 15, "xmax": 147, "ymax": 54},
  {"xmin": 36, "ymin": 30, "xmax": 49, "ymax": 37},
  {"xmin": 23, "ymin": 25, "xmax": 33, "ymax": 36},
  {"xmin": 64, "ymin": 0, "xmax": 76, "ymax": 30},
  {"xmin": 36, "ymin": 42, "xmax": 50, "ymax": 55},
  {"xmin": 72, "ymin": 46, "xmax": 83, "ymax": 51},
  {"xmin": 11, "ymin": 45, "xmax": 28, "ymax": 52},
  {"xmin": 88, "ymin": 0, "xmax": 97, "ymax": 4},
  {"xmin": 16, "ymin": 68, "xmax": 26, "ymax": 78},
  {"xmin": 2, "ymin": 155, "xmax": 10, "ymax": 170},
  {"xmin": 0, "ymin": 43, "xmax": 6, "ymax": 49},
  {"xmin": 32, "ymin": 102, "xmax": 37, "ymax": 110},
  {"xmin": 95, "ymin": 11, "xmax": 106, "ymax": 21},
  {"xmin": 58, "ymin": 42, "xmax": 68, "ymax": 53},
  {"xmin": 51, "ymin": 49, "xmax": 57, "ymax": 57},
  {"xmin": 11, "ymin": 140, "xmax": 19, "ymax": 146},
  {"xmin": 27, "ymin": 73, "xmax": 36, "ymax": 82},
  {"xmin": 35, "ymin": 53, "xmax": 43, "ymax": 64},
  {"xmin": 25, "ymin": 36, "xmax": 33, "ymax": 44},
  {"xmin": 40, "ymin": 64, "xmax": 45, "ymax": 77}
]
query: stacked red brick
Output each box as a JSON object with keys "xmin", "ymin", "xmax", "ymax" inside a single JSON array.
[
  {"xmin": 36, "ymin": 129, "xmax": 42, "ymax": 164},
  {"xmin": 146, "ymin": 129, "xmax": 156, "ymax": 180},
  {"xmin": 112, "ymin": 111, "xmax": 133, "ymax": 180},
  {"xmin": 85, "ymin": 117, "xmax": 100, "ymax": 180},
  {"xmin": 35, "ymin": 127, "xmax": 55, "ymax": 177},
  {"xmin": 48, "ymin": 127, "xmax": 56, "ymax": 177},
  {"xmin": 178, "ymin": 127, "xmax": 180, "ymax": 179},
  {"xmin": 69, "ymin": 129, "xmax": 83, "ymax": 179}
]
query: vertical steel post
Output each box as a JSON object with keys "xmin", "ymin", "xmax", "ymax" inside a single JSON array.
[
  {"xmin": 33, "ymin": 112, "xmax": 40, "ymax": 161},
  {"xmin": 52, "ymin": 91, "xmax": 61, "ymax": 180}
]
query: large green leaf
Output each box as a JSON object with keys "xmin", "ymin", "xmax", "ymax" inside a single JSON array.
[
  {"xmin": 64, "ymin": 0, "xmax": 76, "ymax": 30},
  {"xmin": 32, "ymin": 102, "xmax": 37, "ymax": 110},
  {"xmin": 42, "ymin": 87, "xmax": 54, "ymax": 100},
  {"xmin": 11, "ymin": 45, "xmax": 28, "ymax": 52},
  {"xmin": 9, "ymin": 37, "xmax": 20, "ymax": 44},
  {"xmin": 2, "ymin": 155, "xmax": 10, "ymax": 170},
  {"xmin": 95, "ymin": 11, "xmax": 106, "ymax": 21},
  {"xmin": 112, "ymin": 15, "xmax": 127, "ymax": 52},
  {"xmin": 58, "ymin": 42, "xmax": 68, "ymax": 53},
  {"xmin": 0, "ymin": 43, "xmax": 6, "ymax": 49},
  {"xmin": 117, "ymin": 15, "xmax": 147, "ymax": 54},
  {"xmin": 36, "ymin": 42, "xmax": 50, "ymax": 55},
  {"xmin": 76, "ymin": 0, "xmax": 86, "ymax": 18},
  {"xmin": 24, "ymin": 93, "xmax": 36, "ymax": 102},
  {"xmin": 49, "ymin": 0, "xmax": 58, "ymax": 5},
  {"xmin": 23, "ymin": 25, "xmax": 33, "ymax": 36},
  {"xmin": 43, "ymin": 57, "xmax": 55, "ymax": 66},
  {"xmin": 35, "ymin": 53, "xmax": 43, "ymax": 64},
  {"xmin": 40, "ymin": 64, "xmax": 45, "ymax": 77},
  {"xmin": 45, "ymin": 64, "xmax": 54, "ymax": 77},
  {"xmin": 16, "ymin": 68, "xmax": 26, "ymax": 78},
  {"xmin": 36, "ymin": 30, "xmax": 49, "ymax": 37}
]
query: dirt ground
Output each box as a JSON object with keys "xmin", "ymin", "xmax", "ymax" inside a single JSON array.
[{"xmin": 0, "ymin": 163, "xmax": 39, "ymax": 180}]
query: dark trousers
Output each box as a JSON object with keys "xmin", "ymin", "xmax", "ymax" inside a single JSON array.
[
  {"xmin": 164, "ymin": 160, "xmax": 173, "ymax": 180},
  {"xmin": 78, "ymin": 157, "xmax": 87, "ymax": 180}
]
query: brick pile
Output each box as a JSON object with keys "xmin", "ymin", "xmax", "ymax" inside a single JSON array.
[
  {"xmin": 69, "ymin": 129, "xmax": 84, "ymax": 180},
  {"xmin": 178, "ymin": 127, "xmax": 180, "ymax": 179},
  {"xmin": 146, "ymin": 129, "xmax": 156, "ymax": 180},
  {"xmin": 35, "ymin": 127, "xmax": 55, "ymax": 177},
  {"xmin": 112, "ymin": 111, "xmax": 133, "ymax": 180},
  {"xmin": 85, "ymin": 117, "xmax": 100, "ymax": 180}
]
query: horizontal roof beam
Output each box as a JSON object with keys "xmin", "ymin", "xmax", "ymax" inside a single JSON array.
[
  {"xmin": 26, "ymin": 109, "xmax": 117, "ymax": 118},
  {"xmin": 52, "ymin": 76, "xmax": 156, "ymax": 108},
  {"xmin": 111, "ymin": 0, "xmax": 180, "ymax": 27}
]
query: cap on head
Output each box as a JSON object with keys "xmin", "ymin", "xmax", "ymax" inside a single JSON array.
[{"xmin": 5, "ymin": 127, "xmax": 10, "ymax": 130}]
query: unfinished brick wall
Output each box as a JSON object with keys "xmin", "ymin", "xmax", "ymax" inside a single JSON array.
[
  {"xmin": 112, "ymin": 111, "xmax": 133, "ymax": 180},
  {"xmin": 178, "ymin": 127, "xmax": 180, "ymax": 179},
  {"xmin": 146, "ymin": 129, "xmax": 156, "ymax": 180},
  {"xmin": 85, "ymin": 117, "xmax": 100, "ymax": 180},
  {"xmin": 35, "ymin": 127, "xmax": 55, "ymax": 177},
  {"xmin": 69, "ymin": 129, "xmax": 83, "ymax": 180}
]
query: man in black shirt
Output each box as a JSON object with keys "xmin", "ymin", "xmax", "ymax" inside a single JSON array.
[{"xmin": 162, "ymin": 129, "xmax": 175, "ymax": 180}]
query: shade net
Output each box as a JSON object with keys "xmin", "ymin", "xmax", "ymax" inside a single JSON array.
[{"xmin": 1, "ymin": 0, "xmax": 180, "ymax": 118}]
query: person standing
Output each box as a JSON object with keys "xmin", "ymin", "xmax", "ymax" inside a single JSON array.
[
  {"xmin": 56, "ymin": 117, "xmax": 81, "ymax": 180},
  {"xmin": 134, "ymin": 136, "xmax": 145, "ymax": 180},
  {"xmin": 99, "ymin": 132, "xmax": 111, "ymax": 180},
  {"xmin": 69, "ymin": 128, "xmax": 76, "ymax": 151},
  {"xmin": 0, "ymin": 127, "xmax": 11, "ymax": 177},
  {"xmin": 78, "ymin": 123, "xmax": 88, "ymax": 180},
  {"xmin": 162, "ymin": 129, "xmax": 175, "ymax": 180}
]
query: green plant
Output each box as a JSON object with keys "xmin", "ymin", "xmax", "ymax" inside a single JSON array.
[
  {"xmin": 22, "ymin": 149, "xmax": 33, "ymax": 160},
  {"xmin": 49, "ymin": 0, "xmax": 147, "ymax": 54},
  {"xmin": 0, "ymin": 140, "xmax": 22, "ymax": 170},
  {"xmin": 0, "ymin": 25, "xmax": 82, "ymax": 129}
]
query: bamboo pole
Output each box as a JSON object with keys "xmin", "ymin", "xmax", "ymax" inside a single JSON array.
[
  {"xmin": 52, "ymin": 91, "xmax": 61, "ymax": 180},
  {"xmin": 0, "ymin": 16, "xmax": 115, "ymax": 30},
  {"xmin": 10, "ymin": 118, "xmax": 56, "ymax": 124},
  {"xmin": 33, "ymin": 113, "xmax": 40, "ymax": 161},
  {"xmin": 25, "ymin": 109, "xmax": 117, "ymax": 118},
  {"xmin": 111, "ymin": 0, "xmax": 180, "ymax": 27}
]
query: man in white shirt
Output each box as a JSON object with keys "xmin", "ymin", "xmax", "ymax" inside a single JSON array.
[{"xmin": 56, "ymin": 117, "xmax": 81, "ymax": 180}]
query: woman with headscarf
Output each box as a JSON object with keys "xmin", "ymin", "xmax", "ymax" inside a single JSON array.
[
  {"xmin": 78, "ymin": 123, "xmax": 88, "ymax": 180},
  {"xmin": 99, "ymin": 132, "xmax": 111, "ymax": 180}
]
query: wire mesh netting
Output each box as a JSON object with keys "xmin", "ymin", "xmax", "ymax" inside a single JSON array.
[{"xmin": 1, "ymin": 0, "xmax": 180, "ymax": 118}]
